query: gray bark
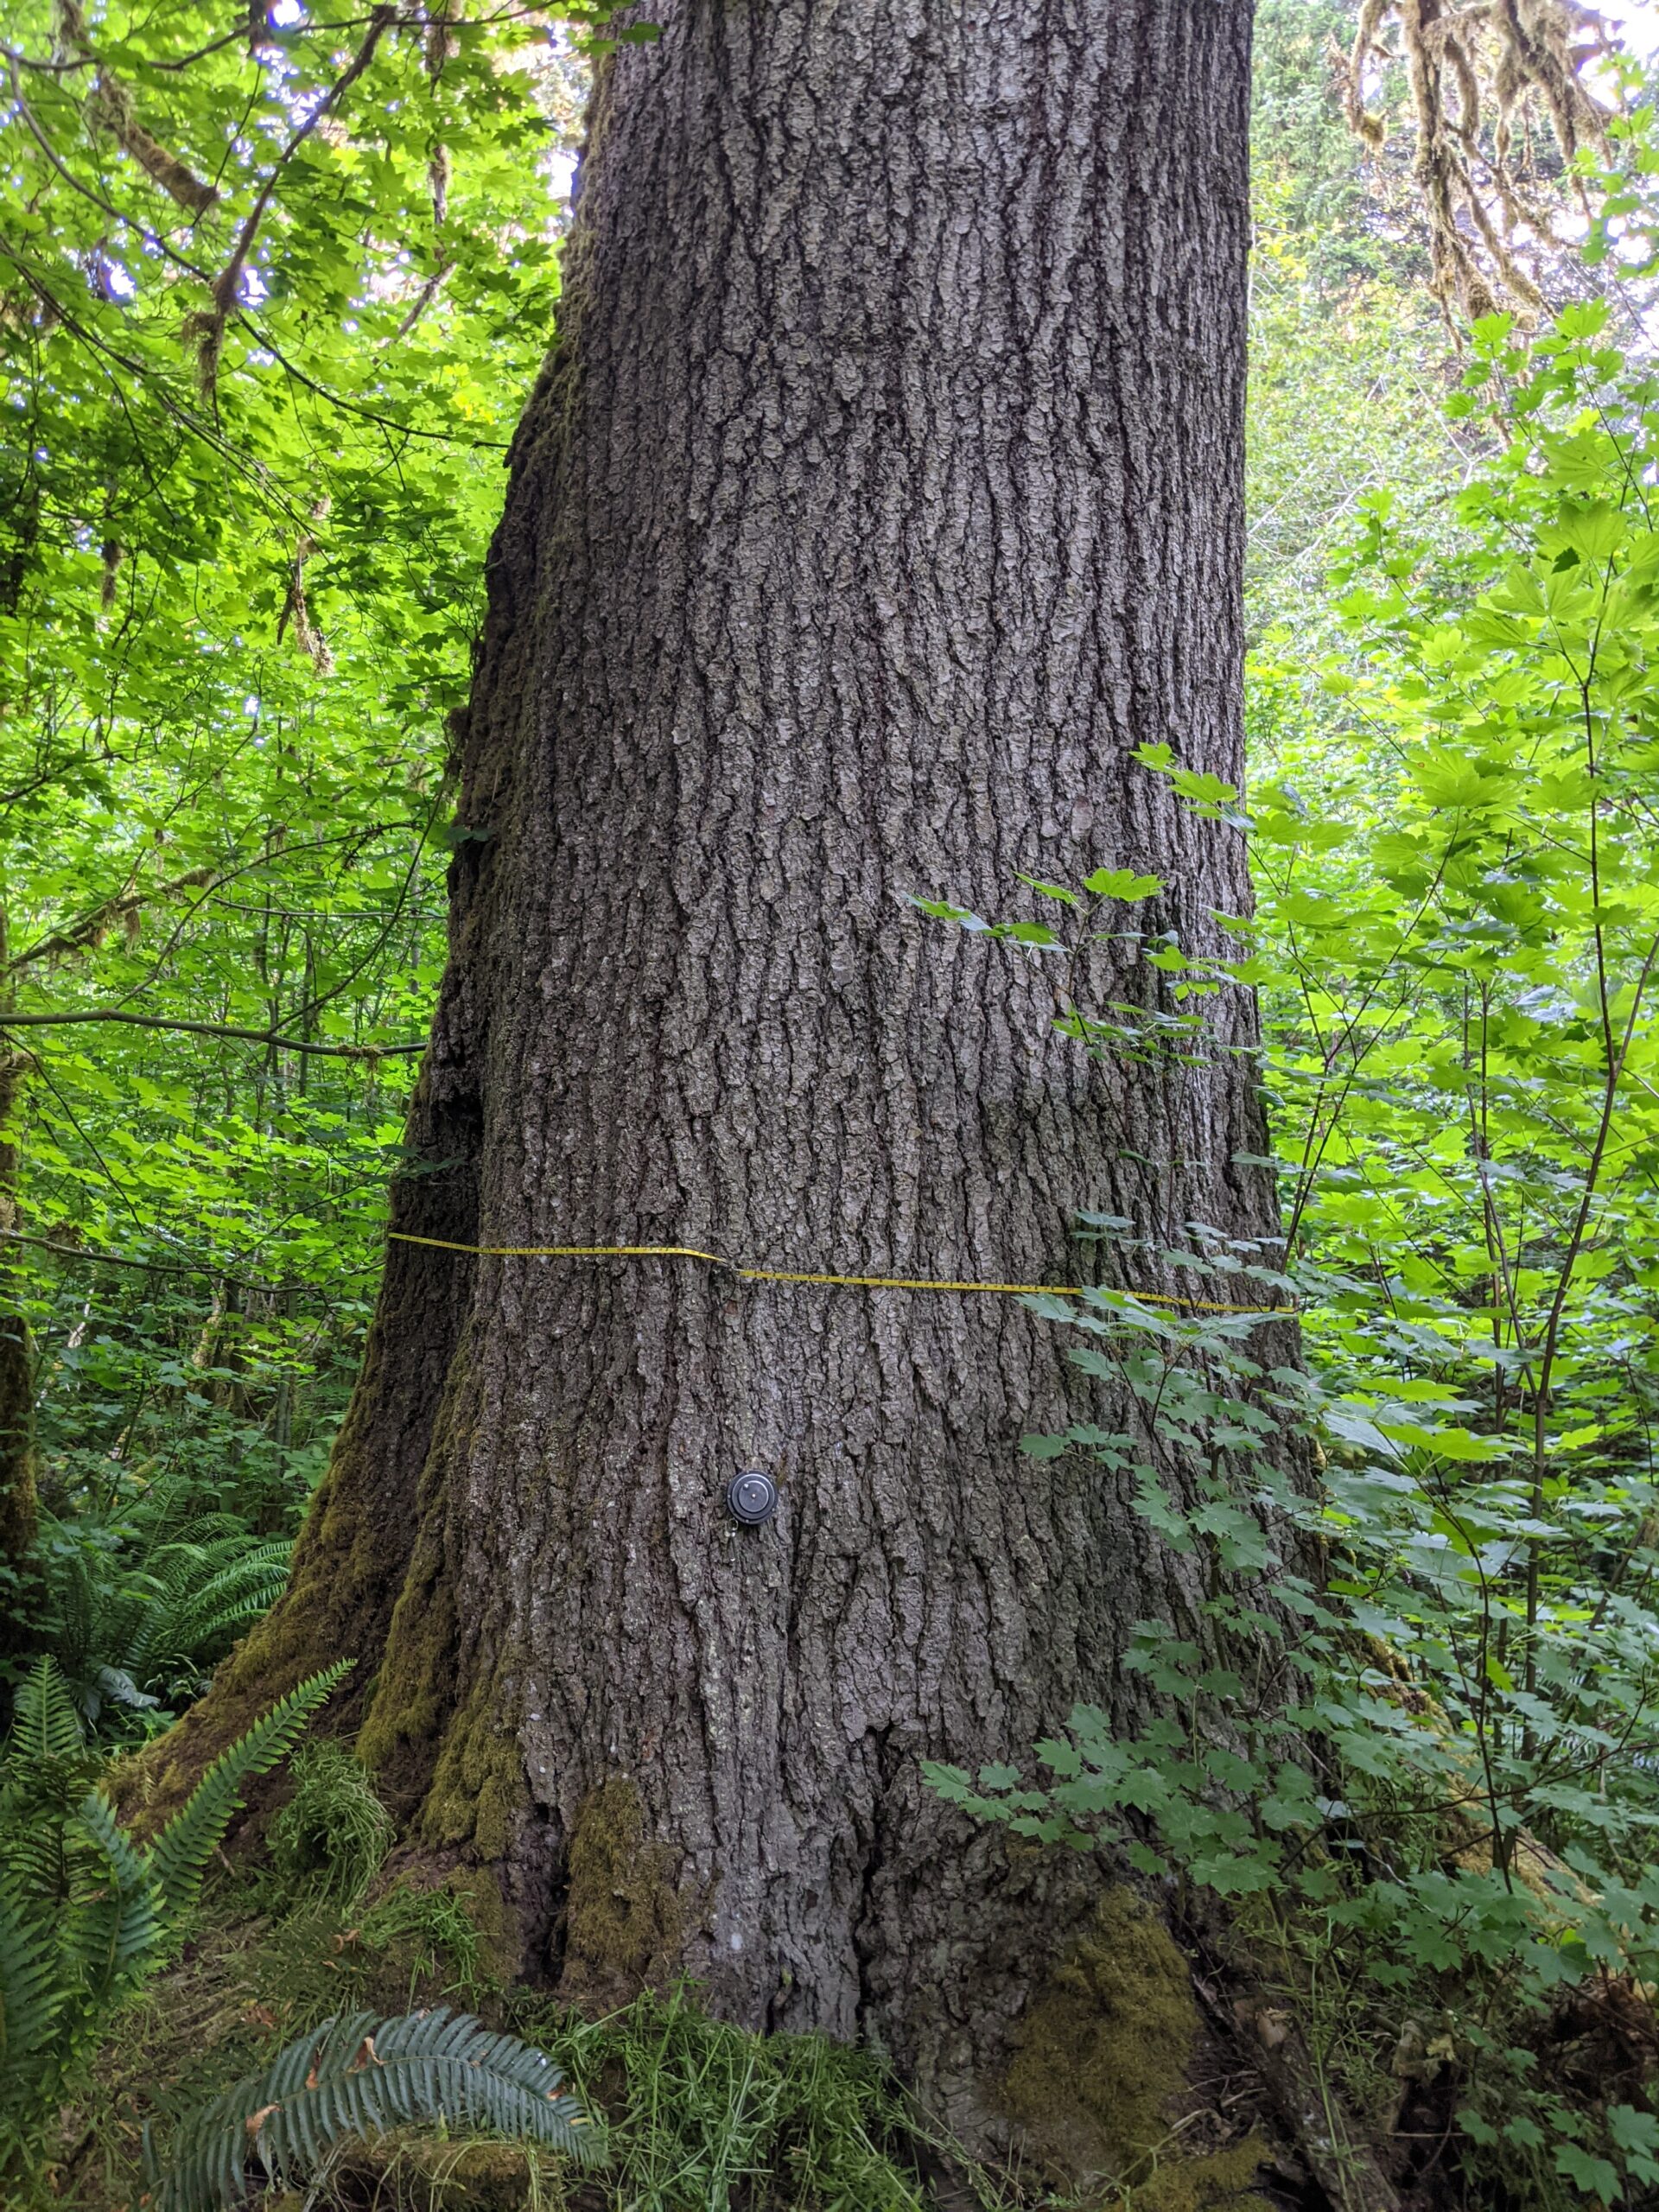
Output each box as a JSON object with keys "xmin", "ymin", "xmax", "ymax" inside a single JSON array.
[{"xmin": 245, "ymin": 0, "xmax": 1285, "ymax": 2136}]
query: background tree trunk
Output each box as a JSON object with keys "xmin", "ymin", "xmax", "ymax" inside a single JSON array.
[
  {"xmin": 0, "ymin": 1056, "xmax": 39, "ymax": 1582},
  {"xmin": 0, "ymin": 904, "xmax": 39, "ymax": 1594},
  {"xmin": 176, "ymin": 0, "xmax": 1282, "ymax": 2137}
]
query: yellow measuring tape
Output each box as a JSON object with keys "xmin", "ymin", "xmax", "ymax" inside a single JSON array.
[{"xmin": 385, "ymin": 1233, "xmax": 1291, "ymax": 1317}]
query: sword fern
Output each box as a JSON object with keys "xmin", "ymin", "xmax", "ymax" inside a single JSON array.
[
  {"xmin": 145, "ymin": 2005, "xmax": 598, "ymax": 2212},
  {"xmin": 0, "ymin": 1657, "xmax": 349, "ymax": 2173}
]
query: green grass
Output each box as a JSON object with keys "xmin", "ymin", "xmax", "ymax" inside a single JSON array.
[
  {"xmin": 517, "ymin": 1980, "xmax": 943, "ymax": 2212},
  {"xmin": 42, "ymin": 1875, "xmax": 1031, "ymax": 2212},
  {"xmin": 266, "ymin": 1739, "xmax": 396, "ymax": 1905}
]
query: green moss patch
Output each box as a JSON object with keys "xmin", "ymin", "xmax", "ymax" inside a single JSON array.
[
  {"xmin": 1002, "ymin": 1887, "xmax": 1269, "ymax": 2209},
  {"xmin": 1123, "ymin": 2137, "xmax": 1274, "ymax": 2212},
  {"xmin": 405, "ymin": 1660, "xmax": 526, "ymax": 1859},
  {"xmin": 558, "ymin": 1778, "xmax": 688, "ymax": 2005},
  {"xmin": 329, "ymin": 2132, "xmax": 575, "ymax": 2210}
]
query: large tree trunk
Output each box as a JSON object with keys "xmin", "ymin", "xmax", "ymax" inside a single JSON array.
[{"xmin": 172, "ymin": 0, "xmax": 1281, "ymax": 2139}]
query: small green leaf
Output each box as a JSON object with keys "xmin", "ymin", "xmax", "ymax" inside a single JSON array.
[{"xmin": 1083, "ymin": 867, "xmax": 1164, "ymax": 901}]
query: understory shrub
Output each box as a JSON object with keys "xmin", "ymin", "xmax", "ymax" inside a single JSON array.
[{"xmin": 923, "ymin": 298, "xmax": 1659, "ymax": 2209}]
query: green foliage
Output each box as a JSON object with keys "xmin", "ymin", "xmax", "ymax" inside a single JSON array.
[
  {"xmin": 145, "ymin": 2004, "xmax": 596, "ymax": 2212},
  {"xmin": 267, "ymin": 1738, "xmax": 394, "ymax": 1904},
  {"xmin": 0, "ymin": 1656, "xmax": 347, "ymax": 2178},
  {"xmin": 924, "ymin": 285, "xmax": 1659, "ymax": 2207},
  {"xmin": 1247, "ymin": 3, "xmax": 1470, "ymax": 659},
  {"xmin": 21, "ymin": 1488, "xmax": 289, "ymax": 1730},
  {"xmin": 354, "ymin": 1880, "xmax": 498, "ymax": 2011},
  {"xmin": 60, "ymin": 1894, "xmax": 993, "ymax": 2212},
  {"xmin": 5, "ymin": 1644, "xmax": 93, "ymax": 1770},
  {"xmin": 524, "ymin": 1980, "xmax": 948, "ymax": 2212},
  {"xmin": 148, "ymin": 1663, "xmax": 353, "ymax": 1922},
  {"xmin": 0, "ymin": 0, "xmax": 615, "ymax": 1646},
  {"xmin": 1253, "ymin": 0, "xmax": 1419, "ymax": 289}
]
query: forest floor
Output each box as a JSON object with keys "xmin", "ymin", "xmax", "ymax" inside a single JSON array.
[
  {"xmin": 53, "ymin": 1858, "xmax": 1313, "ymax": 2212},
  {"xmin": 55, "ymin": 1866, "xmax": 975, "ymax": 2212}
]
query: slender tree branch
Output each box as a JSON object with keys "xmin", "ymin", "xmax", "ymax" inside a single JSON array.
[
  {"xmin": 0, "ymin": 1224, "xmax": 372, "ymax": 1292},
  {"xmin": 244, "ymin": 315, "xmax": 509, "ymax": 448},
  {"xmin": 0, "ymin": 1009, "xmax": 423, "ymax": 1057},
  {"xmin": 197, "ymin": 6, "xmax": 395, "ymax": 392}
]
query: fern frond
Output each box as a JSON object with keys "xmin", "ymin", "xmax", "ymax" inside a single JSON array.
[
  {"xmin": 92, "ymin": 1566, "xmax": 161, "ymax": 1675},
  {"xmin": 0, "ymin": 1884, "xmax": 63, "ymax": 2115},
  {"xmin": 144, "ymin": 1535, "xmax": 264, "ymax": 1608},
  {"xmin": 7, "ymin": 1656, "xmax": 86, "ymax": 1771},
  {"xmin": 152, "ymin": 1544, "xmax": 291, "ymax": 1660},
  {"xmin": 123, "ymin": 1538, "xmax": 291, "ymax": 1679},
  {"xmin": 0, "ymin": 1669, "xmax": 348, "ymax": 2172},
  {"xmin": 143, "ymin": 1662, "xmax": 351, "ymax": 1927},
  {"xmin": 52, "ymin": 1551, "xmax": 98, "ymax": 1681},
  {"xmin": 74, "ymin": 1791, "xmax": 150, "ymax": 1898},
  {"xmin": 9, "ymin": 1792, "xmax": 163, "ymax": 2039},
  {"xmin": 0, "ymin": 1814, "xmax": 73, "ymax": 1904},
  {"xmin": 143, "ymin": 1511, "xmax": 250, "ymax": 1554},
  {"xmin": 149, "ymin": 2006, "xmax": 598, "ymax": 2212},
  {"xmin": 92, "ymin": 1663, "xmax": 159, "ymax": 1713},
  {"xmin": 190, "ymin": 1538, "xmax": 292, "ymax": 1599},
  {"xmin": 0, "ymin": 1770, "xmax": 88, "ymax": 1909},
  {"xmin": 57, "ymin": 1875, "xmax": 163, "ymax": 2021},
  {"xmin": 73, "ymin": 1794, "xmax": 164, "ymax": 1982},
  {"xmin": 124, "ymin": 1473, "xmax": 191, "ymax": 1551}
]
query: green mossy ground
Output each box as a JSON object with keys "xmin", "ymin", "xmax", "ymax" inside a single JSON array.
[
  {"xmin": 41, "ymin": 1867, "xmax": 1277, "ymax": 2212},
  {"xmin": 41, "ymin": 1877, "xmax": 935, "ymax": 2212}
]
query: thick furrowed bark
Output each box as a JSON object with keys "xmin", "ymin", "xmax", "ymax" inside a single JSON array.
[{"xmin": 173, "ymin": 0, "xmax": 1281, "ymax": 2145}]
